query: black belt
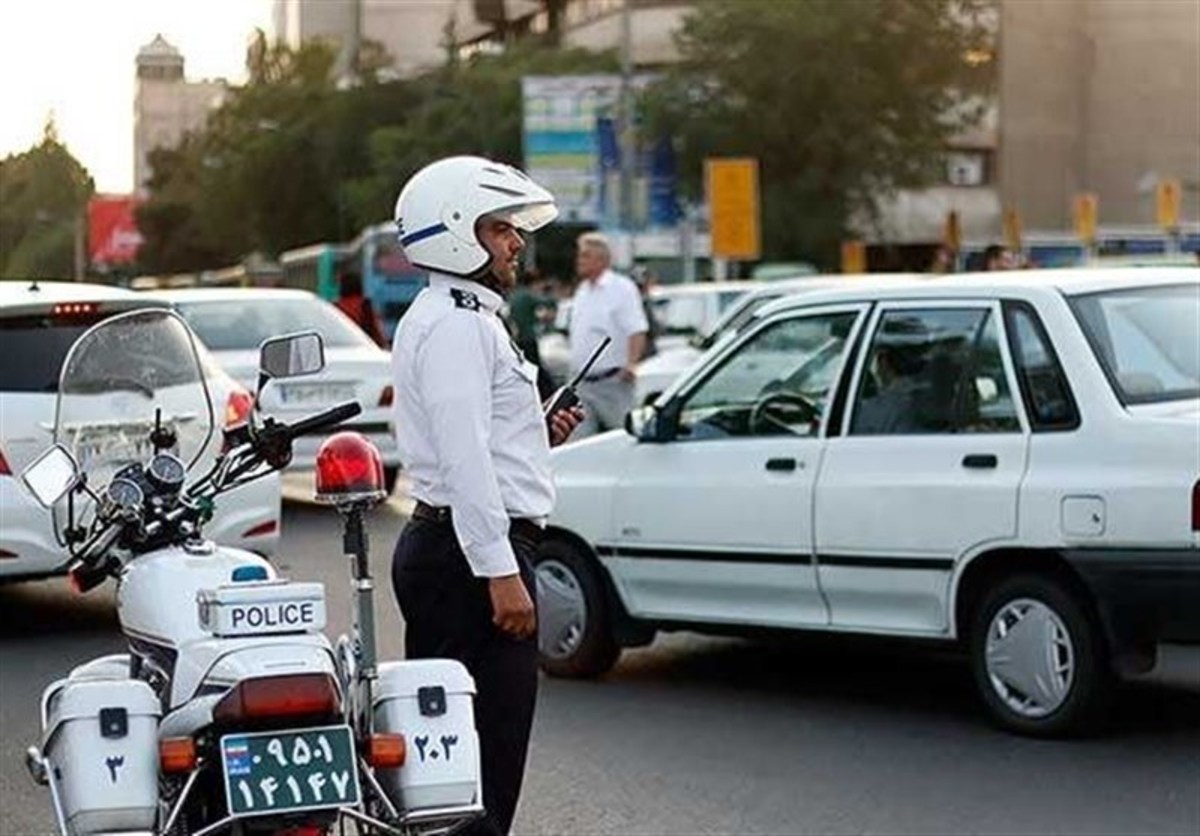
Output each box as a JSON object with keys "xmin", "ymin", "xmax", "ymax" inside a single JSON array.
[
  {"xmin": 412, "ymin": 501, "xmax": 544, "ymax": 544},
  {"xmin": 583, "ymin": 367, "xmax": 621, "ymax": 383}
]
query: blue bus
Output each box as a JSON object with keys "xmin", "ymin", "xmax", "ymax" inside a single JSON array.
[{"xmin": 279, "ymin": 223, "xmax": 428, "ymax": 340}]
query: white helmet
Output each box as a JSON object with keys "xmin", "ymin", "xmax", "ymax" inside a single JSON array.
[{"xmin": 394, "ymin": 156, "xmax": 558, "ymax": 277}]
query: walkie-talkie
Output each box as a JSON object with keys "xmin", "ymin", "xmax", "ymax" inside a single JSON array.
[{"xmin": 544, "ymin": 336, "xmax": 613, "ymax": 421}]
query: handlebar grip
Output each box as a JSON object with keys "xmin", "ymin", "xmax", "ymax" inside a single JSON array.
[{"xmin": 285, "ymin": 401, "xmax": 362, "ymax": 440}]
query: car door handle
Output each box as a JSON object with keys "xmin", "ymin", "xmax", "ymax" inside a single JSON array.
[
  {"xmin": 962, "ymin": 454, "xmax": 998, "ymax": 469},
  {"xmin": 765, "ymin": 457, "xmax": 797, "ymax": 472}
]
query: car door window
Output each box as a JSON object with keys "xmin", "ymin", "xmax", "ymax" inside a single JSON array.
[
  {"xmin": 850, "ymin": 307, "xmax": 1020, "ymax": 435},
  {"xmin": 1004, "ymin": 303, "xmax": 1079, "ymax": 430},
  {"xmin": 676, "ymin": 311, "xmax": 860, "ymax": 440}
]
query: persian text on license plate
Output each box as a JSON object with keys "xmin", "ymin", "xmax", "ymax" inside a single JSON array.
[
  {"xmin": 279, "ymin": 383, "xmax": 355, "ymax": 406},
  {"xmin": 221, "ymin": 725, "xmax": 360, "ymax": 818}
]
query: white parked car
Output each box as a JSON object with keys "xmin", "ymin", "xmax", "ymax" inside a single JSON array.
[
  {"xmin": 0, "ymin": 281, "xmax": 281, "ymax": 580},
  {"xmin": 646, "ymin": 280, "xmax": 752, "ymax": 354},
  {"xmin": 157, "ymin": 288, "xmax": 402, "ymax": 493},
  {"xmin": 537, "ymin": 267, "xmax": 1200, "ymax": 735},
  {"xmin": 635, "ymin": 274, "xmax": 926, "ymax": 406}
]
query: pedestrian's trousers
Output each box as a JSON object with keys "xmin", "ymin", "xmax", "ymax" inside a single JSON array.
[{"xmin": 391, "ymin": 518, "xmax": 539, "ymax": 836}]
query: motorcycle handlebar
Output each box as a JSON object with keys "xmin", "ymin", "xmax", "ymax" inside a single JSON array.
[{"xmin": 282, "ymin": 401, "xmax": 362, "ymax": 440}]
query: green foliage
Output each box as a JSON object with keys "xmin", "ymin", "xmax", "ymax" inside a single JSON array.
[
  {"xmin": 342, "ymin": 43, "xmax": 617, "ymax": 232},
  {"xmin": 137, "ymin": 34, "xmax": 615, "ymax": 274},
  {"xmin": 642, "ymin": 0, "xmax": 996, "ymax": 267},
  {"xmin": 0, "ymin": 119, "xmax": 93, "ymax": 279}
]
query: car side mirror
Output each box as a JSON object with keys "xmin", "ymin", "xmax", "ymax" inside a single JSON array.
[
  {"xmin": 257, "ymin": 331, "xmax": 325, "ymax": 398},
  {"xmin": 20, "ymin": 445, "xmax": 80, "ymax": 508},
  {"xmin": 625, "ymin": 404, "xmax": 675, "ymax": 443}
]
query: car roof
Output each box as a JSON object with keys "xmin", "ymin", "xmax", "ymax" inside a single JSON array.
[
  {"xmin": 755, "ymin": 267, "xmax": 1199, "ymax": 318},
  {"xmin": 152, "ymin": 287, "xmax": 321, "ymax": 303},
  {"xmin": 0, "ymin": 280, "xmax": 173, "ymax": 316},
  {"xmin": 650, "ymin": 281, "xmax": 752, "ymax": 297}
]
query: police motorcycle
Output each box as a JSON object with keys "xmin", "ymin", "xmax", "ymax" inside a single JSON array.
[{"xmin": 19, "ymin": 308, "xmax": 483, "ymax": 836}]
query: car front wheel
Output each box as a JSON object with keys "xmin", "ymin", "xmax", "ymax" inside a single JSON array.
[
  {"xmin": 969, "ymin": 573, "xmax": 1112, "ymax": 737},
  {"xmin": 533, "ymin": 537, "xmax": 620, "ymax": 678}
]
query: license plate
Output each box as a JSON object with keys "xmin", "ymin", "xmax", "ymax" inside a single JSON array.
[
  {"xmin": 278, "ymin": 383, "xmax": 355, "ymax": 406},
  {"xmin": 221, "ymin": 725, "xmax": 360, "ymax": 818}
]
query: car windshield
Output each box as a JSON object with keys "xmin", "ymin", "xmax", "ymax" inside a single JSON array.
[
  {"xmin": 1070, "ymin": 283, "xmax": 1200, "ymax": 404},
  {"xmin": 175, "ymin": 296, "xmax": 375, "ymax": 351}
]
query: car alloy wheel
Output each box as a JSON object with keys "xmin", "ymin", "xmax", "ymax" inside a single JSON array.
[
  {"xmin": 536, "ymin": 558, "xmax": 588, "ymax": 661},
  {"xmin": 984, "ymin": 597, "xmax": 1075, "ymax": 719}
]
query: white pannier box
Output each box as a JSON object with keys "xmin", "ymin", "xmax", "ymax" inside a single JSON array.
[
  {"xmin": 41, "ymin": 678, "xmax": 160, "ymax": 834},
  {"xmin": 197, "ymin": 580, "xmax": 326, "ymax": 637},
  {"xmin": 373, "ymin": 660, "xmax": 482, "ymax": 814}
]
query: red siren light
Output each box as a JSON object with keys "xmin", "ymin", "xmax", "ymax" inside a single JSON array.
[{"xmin": 315, "ymin": 431, "xmax": 385, "ymax": 506}]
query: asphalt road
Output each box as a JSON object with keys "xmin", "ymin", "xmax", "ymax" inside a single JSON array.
[{"xmin": 1, "ymin": 479, "xmax": 1197, "ymax": 835}]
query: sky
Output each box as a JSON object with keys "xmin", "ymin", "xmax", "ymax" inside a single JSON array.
[{"xmin": 0, "ymin": 0, "xmax": 273, "ymax": 193}]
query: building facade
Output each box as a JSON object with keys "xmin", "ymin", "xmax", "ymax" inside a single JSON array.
[
  {"xmin": 133, "ymin": 35, "xmax": 226, "ymax": 193},
  {"xmin": 998, "ymin": 0, "xmax": 1200, "ymax": 231}
]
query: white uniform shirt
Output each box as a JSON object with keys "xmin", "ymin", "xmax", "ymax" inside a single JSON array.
[
  {"xmin": 391, "ymin": 274, "xmax": 554, "ymax": 578},
  {"xmin": 568, "ymin": 268, "xmax": 649, "ymax": 374}
]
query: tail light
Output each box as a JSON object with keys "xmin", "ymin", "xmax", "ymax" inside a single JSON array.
[
  {"xmin": 52, "ymin": 302, "xmax": 98, "ymax": 317},
  {"xmin": 366, "ymin": 733, "xmax": 406, "ymax": 768},
  {"xmin": 213, "ymin": 673, "xmax": 340, "ymax": 724},
  {"xmin": 0, "ymin": 447, "xmax": 10, "ymax": 476},
  {"xmin": 241, "ymin": 520, "xmax": 278, "ymax": 539},
  {"xmin": 160, "ymin": 737, "xmax": 197, "ymax": 773},
  {"xmin": 378, "ymin": 385, "xmax": 394, "ymax": 408},
  {"xmin": 225, "ymin": 387, "xmax": 255, "ymax": 428},
  {"xmin": 1192, "ymin": 480, "xmax": 1199, "ymax": 532}
]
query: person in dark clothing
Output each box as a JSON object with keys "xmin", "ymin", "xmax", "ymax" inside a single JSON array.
[
  {"xmin": 335, "ymin": 270, "xmax": 388, "ymax": 346},
  {"xmin": 506, "ymin": 269, "xmax": 555, "ymax": 400}
]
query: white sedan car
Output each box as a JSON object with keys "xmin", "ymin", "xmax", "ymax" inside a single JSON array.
[
  {"xmin": 538, "ymin": 267, "xmax": 1200, "ymax": 735},
  {"xmin": 158, "ymin": 288, "xmax": 402, "ymax": 492},
  {"xmin": 0, "ymin": 282, "xmax": 281, "ymax": 580}
]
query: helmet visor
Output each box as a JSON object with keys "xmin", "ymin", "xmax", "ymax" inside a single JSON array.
[{"xmin": 497, "ymin": 202, "xmax": 559, "ymax": 233}]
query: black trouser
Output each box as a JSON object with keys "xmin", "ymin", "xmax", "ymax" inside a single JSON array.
[{"xmin": 391, "ymin": 518, "xmax": 539, "ymax": 836}]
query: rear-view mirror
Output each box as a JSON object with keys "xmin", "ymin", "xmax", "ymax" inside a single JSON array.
[
  {"xmin": 20, "ymin": 445, "xmax": 80, "ymax": 508},
  {"xmin": 259, "ymin": 332, "xmax": 325, "ymax": 381},
  {"xmin": 625, "ymin": 404, "xmax": 674, "ymax": 443}
]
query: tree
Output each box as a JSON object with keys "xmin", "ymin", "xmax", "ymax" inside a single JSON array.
[
  {"xmin": 0, "ymin": 118, "xmax": 93, "ymax": 279},
  {"xmin": 642, "ymin": 0, "xmax": 996, "ymax": 267},
  {"xmin": 343, "ymin": 43, "xmax": 617, "ymax": 232}
]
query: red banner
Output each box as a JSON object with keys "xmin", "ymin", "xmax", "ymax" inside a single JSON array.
[{"xmin": 88, "ymin": 195, "xmax": 144, "ymax": 266}]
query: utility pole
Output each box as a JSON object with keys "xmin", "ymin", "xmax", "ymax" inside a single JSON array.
[{"xmin": 618, "ymin": 0, "xmax": 635, "ymax": 249}]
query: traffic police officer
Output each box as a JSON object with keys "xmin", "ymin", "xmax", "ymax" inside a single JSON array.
[{"xmin": 389, "ymin": 156, "xmax": 582, "ymax": 836}]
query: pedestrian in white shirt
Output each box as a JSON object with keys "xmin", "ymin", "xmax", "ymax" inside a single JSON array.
[
  {"xmin": 567, "ymin": 232, "xmax": 649, "ymax": 439},
  {"xmin": 388, "ymin": 156, "xmax": 582, "ymax": 836}
]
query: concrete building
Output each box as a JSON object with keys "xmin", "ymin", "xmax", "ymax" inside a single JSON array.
[
  {"xmin": 999, "ymin": 0, "xmax": 1200, "ymax": 231},
  {"xmin": 133, "ymin": 35, "xmax": 227, "ymax": 192}
]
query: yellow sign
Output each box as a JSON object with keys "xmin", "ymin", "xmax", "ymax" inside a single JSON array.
[
  {"xmin": 1156, "ymin": 179, "xmax": 1182, "ymax": 231},
  {"xmin": 706, "ymin": 158, "xmax": 761, "ymax": 261},
  {"xmin": 942, "ymin": 210, "xmax": 962, "ymax": 253},
  {"xmin": 841, "ymin": 240, "xmax": 867, "ymax": 274},
  {"xmin": 1074, "ymin": 193, "xmax": 1099, "ymax": 244},
  {"xmin": 1003, "ymin": 207, "xmax": 1023, "ymax": 252}
]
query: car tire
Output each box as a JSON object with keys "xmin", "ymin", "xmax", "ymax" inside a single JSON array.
[
  {"xmin": 969, "ymin": 573, "xmax": 1113, "ymax": 737},
  {"xmin": 533, "ymin": 537, "xmax": 620, "ymax": 678},
  {"xmin": 383, "ymin": 466, "xmax": 400, "ymax": 495}
]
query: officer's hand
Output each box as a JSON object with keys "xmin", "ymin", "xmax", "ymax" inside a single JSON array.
[
  {"xmin": 618, "ymin": 363, "xmax": 637, "ymax": 383},
  {"xmin": 488, "ymin": 574, "xmax": 536, "ymax": 638},
  {"xmin": 548, "ymin": 405, "xmax": 584, "ymax": 447}
]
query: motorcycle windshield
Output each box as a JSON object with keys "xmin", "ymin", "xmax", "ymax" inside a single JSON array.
[{"xmin": 52, "ymin": 309, "xmax": 215, "ymax": 540}]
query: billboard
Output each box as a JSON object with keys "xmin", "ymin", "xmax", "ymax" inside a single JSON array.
[
  {"xmin": 88, "ymin": 194, "xmax": 144, "ymax": 267},
  {"xmin": 522, "ymin": 74, "xmax": 674, "ymax": 227}
]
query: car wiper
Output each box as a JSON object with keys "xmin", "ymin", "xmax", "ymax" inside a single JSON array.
[{"xmin": 67, "ymin": 378, "xmax": 156, "ymax": 398}]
